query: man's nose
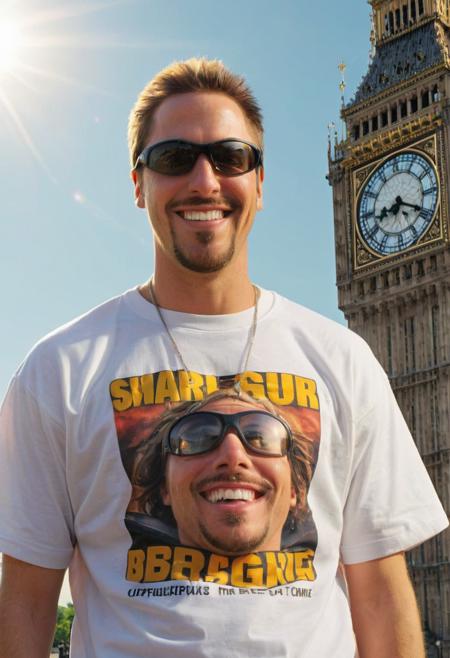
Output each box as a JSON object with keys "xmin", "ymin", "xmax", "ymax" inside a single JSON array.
[
  {"xmin": 212, "ymin": 431, "xmax": 253, "ymax": 470},
  {"xmin": 187, "ymin": 154, "xmax": 221, "ymax": 195}
]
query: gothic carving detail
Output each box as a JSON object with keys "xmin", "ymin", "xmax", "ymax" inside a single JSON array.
[
  {"xmin": 343, "ymin": 114, "xmax": 442, "ymax": 168},
  {"xmin": 436, "ymin": 22, "xmax": 450, "ymax": 67},
  {"xmin": 425, "ymin": 216, "xmax": 443, "ymax": 241}
]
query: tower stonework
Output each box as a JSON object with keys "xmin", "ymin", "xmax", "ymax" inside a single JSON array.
[{"xmin": 328, "ymin": 1, "xmax": 450, "ymax": 654}]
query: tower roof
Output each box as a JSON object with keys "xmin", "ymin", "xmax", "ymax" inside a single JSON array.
[{"xmin": 348, "ymin": 21, "xmax": 449, "ymax": 107}]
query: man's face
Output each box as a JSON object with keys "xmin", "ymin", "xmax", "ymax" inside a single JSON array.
[
  {"xmin": 162, "ymin": 398, "xmax": 296, "ymax": 555},
  {"xmin": 132, "ymin": 92, "xmax": 263, "ymax": 275}
]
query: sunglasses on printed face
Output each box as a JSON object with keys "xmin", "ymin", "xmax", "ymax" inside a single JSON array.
[
  {"xmin": 134, "ymin": 139, "xmax": 263, "ymax": 177},
  {"xmin": 163, "ymin": 410, "xmax": 292, "ymax": 458}
]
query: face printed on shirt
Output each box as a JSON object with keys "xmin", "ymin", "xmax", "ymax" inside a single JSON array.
[{"xmin": 161, "ymin": 397, "xmax": 297, "ymax": 555}]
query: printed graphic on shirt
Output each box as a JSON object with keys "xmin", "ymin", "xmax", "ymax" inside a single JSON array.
[{"xmin": 110, "ymin": 369, "xmax": 321, "ymax": 590}]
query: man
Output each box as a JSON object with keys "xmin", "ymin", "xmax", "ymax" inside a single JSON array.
[{"xmin": 0, "ymin": 58, "xmax": 447, "ymax": 658}]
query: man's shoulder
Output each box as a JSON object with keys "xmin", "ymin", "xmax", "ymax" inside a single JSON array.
[
  {"xmin": 272, "ymin": 292, "xmax": 367, "ymax": 350},
  {"xmin": 41, "ymin": 288, "xmax": 135, "ymax": 343},
  {"xmin": 16, "ymin": 288, "xmax": 137, "ymax": 380}
]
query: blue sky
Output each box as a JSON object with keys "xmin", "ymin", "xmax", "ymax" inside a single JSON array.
[{"xmin": 0, "ymin": 0, "xmax": 372, "ymax": 605}]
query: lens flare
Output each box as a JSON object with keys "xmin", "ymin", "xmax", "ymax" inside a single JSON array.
[{"xmin": 0, "ymin": 19, "xmax": 23, "ymax": 74}]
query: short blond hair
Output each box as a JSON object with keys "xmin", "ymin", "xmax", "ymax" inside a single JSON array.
[{"xmin": 128, "ymin": 58, "xmax": 264, "ymax": 168}]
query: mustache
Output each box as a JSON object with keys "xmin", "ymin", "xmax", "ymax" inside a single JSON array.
[
  {"xmin": 194, "ymin": 472, "xmax": 271, "ymax": 492},
  {"xmin": 168, "ymin": 196, "xmax": 238, "ymax": 211}
]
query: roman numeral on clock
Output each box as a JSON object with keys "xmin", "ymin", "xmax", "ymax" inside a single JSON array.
[
  {"xmin": 367, "ymin": 224, "xmax": 379, "ymax": 240},
  {"xmin": 419, "ymin": 208, "xmax": 433, "ymax": 221}
]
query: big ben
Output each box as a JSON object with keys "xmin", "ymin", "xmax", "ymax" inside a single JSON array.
[{"xmin": 328, "ymin": 1, "xmax": 450, "ymax": 654}]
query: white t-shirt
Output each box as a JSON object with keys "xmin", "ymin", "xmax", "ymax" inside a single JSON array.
[{"xmin": 0, "ymin": 288, "xmax": 447, "ymax": 658}]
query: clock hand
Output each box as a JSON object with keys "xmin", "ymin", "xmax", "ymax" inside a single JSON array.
[
  {"xmin": 388, "ymin": 196, "xmax": 402, "ymax": 216},
  {"xmin": 375, "ymin": 206, "xmax": 389, "ymax": 221},
  {"xmin": 400, "ymin": 201, "xmax": 421, "ymax": 211}
]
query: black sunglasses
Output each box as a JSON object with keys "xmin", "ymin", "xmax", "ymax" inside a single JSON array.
[
  {"xmin": 163, "ymin": 410, "xmax": 291, "ymax": 458},
  {"xmin": 134, "ymin": 139, "xmax": 263, "ymax": 177}
]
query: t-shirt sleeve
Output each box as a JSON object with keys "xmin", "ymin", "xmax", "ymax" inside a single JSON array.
[
  {"xmin": 340, "ymin": 353, "xmax": 448, "ymax": 565},
  {"xmin": 0, "ymin": 374, "xmax": 75, "ymax": 569}
]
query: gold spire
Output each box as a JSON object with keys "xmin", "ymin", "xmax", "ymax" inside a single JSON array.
[{"xmin": 338, "ymin": 62, "xmax": 347, "ymax": 107}]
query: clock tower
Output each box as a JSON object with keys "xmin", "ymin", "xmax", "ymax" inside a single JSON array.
[{"xmin": 328, "ymin": 0, "xmax": 450, "ymax": 653}]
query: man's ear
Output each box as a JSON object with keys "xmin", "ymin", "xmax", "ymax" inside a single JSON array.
[
  {"xmin": 290, "ymin": 485, "xmax": 297, "ymax": 509},
  {"xmin": 256, "ymin": 166, "xmax": 264, "ymax": 211},
  {"xmin": 131, "ymin": 169, "xmax": 145, "ymax": 209}
]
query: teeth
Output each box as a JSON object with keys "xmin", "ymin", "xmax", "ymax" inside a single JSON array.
[
  {"xmin": 181, "ymin": 210, "xmax": 225, "ymax": 221},
  {"xmin": 206, "ymin": 488, "xmax": 256, "ymax": 503}
]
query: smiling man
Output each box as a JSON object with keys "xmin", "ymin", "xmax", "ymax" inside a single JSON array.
[{"xmin": 0, "ymin": 58, "xmax": 448, "ymax": 658}]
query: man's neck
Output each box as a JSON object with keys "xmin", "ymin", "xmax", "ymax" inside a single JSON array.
[{"xmin": 139, "ymin": 261, "xmax": 255, "ymax": 315}]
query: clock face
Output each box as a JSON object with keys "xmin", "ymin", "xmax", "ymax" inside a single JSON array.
[{"xmin": 357, "ymin": 151, "xmax": 439, "ymax": 255}]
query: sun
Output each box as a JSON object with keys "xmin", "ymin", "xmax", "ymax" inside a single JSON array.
[{"xmin": 0, "ymin": 18, "xmax": 23, "ymax": 75}]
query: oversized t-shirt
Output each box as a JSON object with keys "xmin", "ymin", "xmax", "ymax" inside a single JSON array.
[{"xmin": 0, "ymin": 287, "xmax": 447, "ymax": 658}]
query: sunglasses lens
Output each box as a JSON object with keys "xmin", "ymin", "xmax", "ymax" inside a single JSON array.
[
  {"xmin": 168, "ymin": 413, "xmax": 223, "ymax": 455},
  {"xmin": 211, "ymin": 141, "xmax": 258, "ymax": 175},
  {"xmin": 148, "ymin": 142, "xmax": 198, "ymax": 175},
  {"xmin": 168, "ymin": 411, "xmax": 288, "ymax": 456},
  {"xmin": 239, "ymin": 413, "xmax": 289, "ymax": 456}
]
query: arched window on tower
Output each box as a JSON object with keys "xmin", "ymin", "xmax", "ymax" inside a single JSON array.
[
  {"xmin": 432, "ymin": 305, "xmax": 439, "ymax": 366},
  {"xmin": 395, "ymin": 8, "xmax": 401, "ymax": 29},
  {"xmin": 391, "ymin": 104, "xmax": 398, "ymax": 123},
  {"xmin": 410, "ymin": 0, "xmax": 417, "ymax": 22},
  {"xmin": 404, "ymin": 316, "xmax": 416, "ymax": 372},
  {"xmin": 431, "ymin": 380, "xmax": 440, "ymax": 452},
  {"xmin": 403, "ymin": 3, "xmax": 409, "ymax": 25},
  {"xmin": 389, "ymin": 11, "xmax": 395, "ymax": 32},
  {"xmin": 421, "ymin": 89, "xmax": 430, "ymax": 108},
  {"xmin": 387, "ymin": 325, "xmax": 393, "ymax": 375},
  {"xmin": 418, "ymin": 0, "xmax": 424, "ymax": 15}
]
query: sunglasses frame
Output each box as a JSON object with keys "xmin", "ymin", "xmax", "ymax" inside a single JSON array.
[
  {"xmin": 163, "ymin": 410, "xmax": 292, "ymax": 458},
  {"xmin": 134, "ymin": 139, "xmax": 263, "ymax": 177}
]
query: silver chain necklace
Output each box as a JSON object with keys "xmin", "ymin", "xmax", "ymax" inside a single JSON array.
[{"xmin": 148, "ymin": 280, "xmax": 260, "ymax": 392}]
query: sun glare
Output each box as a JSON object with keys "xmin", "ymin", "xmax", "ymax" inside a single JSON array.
[
  {"xmin": 0, "ymin": 19, "xmax": 23, "ymax": 75},
  {"xmin": 0, "ymin": 1, "xmax": 131, "ymax": 182}
]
